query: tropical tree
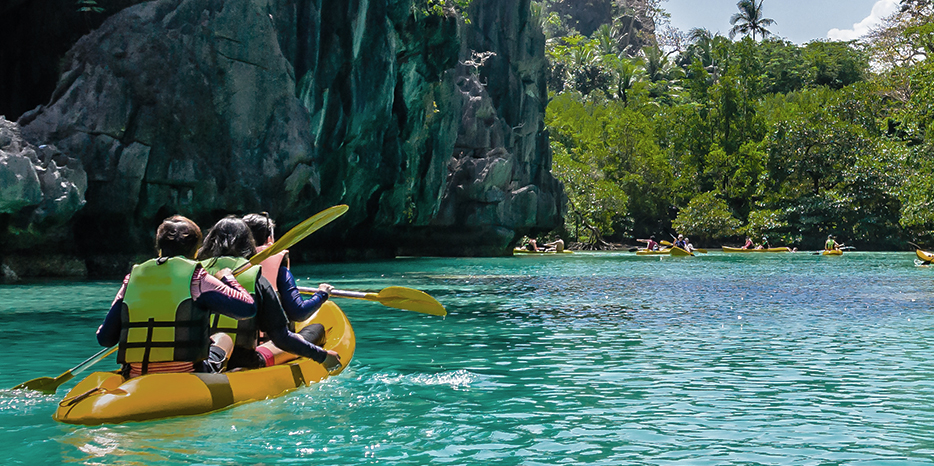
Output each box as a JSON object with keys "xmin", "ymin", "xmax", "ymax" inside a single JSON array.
[
  {"xmin": 729, "ymin": 0, "xmax": 776, "ymax": 41},
  {"xmin": 672, "ymin": 191, "xmax": 741, "ymax": 243}
]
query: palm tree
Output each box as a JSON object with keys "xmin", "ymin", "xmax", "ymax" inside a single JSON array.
[
  {"xmin": 729, "ymin": 0, "xmax": 776, "ymax": 41},
  {"xmin": 688, "ymin": 28, "xmax": 715, "ymax": 67}
]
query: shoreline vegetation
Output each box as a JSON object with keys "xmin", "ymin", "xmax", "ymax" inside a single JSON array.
[{"xmin": 540, "ymin": 0, "xmax": 934, "ymax": 252}]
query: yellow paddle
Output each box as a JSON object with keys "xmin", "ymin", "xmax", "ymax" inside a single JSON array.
[
  {"xmin": 11, "ymin": 346, "xmax": 118, "ymax": 393},
  {"xmin": 233, "ymin": 205, "xmax": 349, "ymax": 275},
  {"xmin": 299, "ymin": 286, "xmax": 446, "ymax": 316},
  {"xmin": 12, "ymin": 205, "xmax": 350, "ymax": 394}
]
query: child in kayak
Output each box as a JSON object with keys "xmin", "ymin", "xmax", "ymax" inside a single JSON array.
[
  {"xmin": 242, "ymin": 212, "xmax": 333, "ymax": 326},
  {"xmin": 683, "ymin": 237, "xmax": 695, "ymax": 253},
  {"xmin": 198, "ymin": 216, "xmax": 341, "ymax": 372},
  {"xmin": 96, "ymin": 215, "xmax": 256, "ymax": 377}
]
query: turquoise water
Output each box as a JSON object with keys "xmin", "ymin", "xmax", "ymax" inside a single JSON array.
[{"xmin": 2, "ymin": 251, "xmax": 934, "ymax": 465}]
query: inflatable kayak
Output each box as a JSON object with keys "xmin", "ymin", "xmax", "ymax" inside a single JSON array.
[
  {"xmin": 722, "ymin": 246, "xmax": 791, "ymax": 253},
  {"xmin": 635, "ymin": 248, "xmax": 670, "ymax": 255},
  {"xmin": 669, "ymin": 246, "xmax": 694, "ymax": 257},
  {"xmin": 54, "ymin": 301, "xmax": 354, "ymax": 425},
  {"xmin": 513, "ymin": 248, "xmax": 573, "ymax": 255},
  {"xmin": 822, "ymin": 249, "xmax": 843, "ymax": 256},
  {"xmin": 916, "ymin": 249, "xmax": 934, "ymax": 263}
]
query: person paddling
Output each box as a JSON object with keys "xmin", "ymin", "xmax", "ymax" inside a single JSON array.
[
  {"xmin": 683, "ymin": 237, "xmax": 695, "ymax": 253},
  {"xmin": 742, "ymin": 237, "xmax": 753, "ymax": 249},
  {"xmin": 96, "ymin": 215, "xmax": 256, "ymax": 378},
  {"xmin": 673, "ymin": 234, "xmax": 687, "ymax": 249},
  {"xmin": 825, "ymin": 235, "xmax": 842, "ymax": 251},
  {"xmin": 637, "ymin": 235, "xmax": 660, "ymax": 251},
  {"xmin": 198, "ymin": 216, "xmax": 340, "ymax": 371},
  {"xmin": 543, "ymin": 238, "xmax": 565, "ymax": 252},
  {"xmin": 243, "ymin": 212, "xmax": 332, "ymax": 325}
]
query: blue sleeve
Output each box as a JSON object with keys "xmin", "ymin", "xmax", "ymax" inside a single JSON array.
[
  {"xmin": 196, "ymin": 275, "xmax": 257, "ymax": 320},
  {"xmin": 256, "ymin": 277, "xmax": 328, "ymax": 363},
  {"xmin": 277, "ymin": 267, "xmax": 328, "ymax": 322},
  {"xmin": 96, "ymin": 299, "xmax": 122, "ymax": 347}
]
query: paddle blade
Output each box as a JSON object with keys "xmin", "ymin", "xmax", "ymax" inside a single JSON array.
[
  {"xmin": 11, "ymin": 345, "xmax": 116, "ymax": 394},
  {"xmin": 661, "ymin": 240, "xmax": 673, "ymax": 246},
  {"xmin": 247, "ymin": 205, "xmax": 349, "ymax": 268},
  {"xmin": 313, "ymin": 286, "xmax": 447, "ymax": 316},
  {"xmin": 375, "ymin": 287, "xmax": 447, "ymax": 316},
  {"xmin": 11, "ymin": 375, "xmax": 70, "ymax": 394}
]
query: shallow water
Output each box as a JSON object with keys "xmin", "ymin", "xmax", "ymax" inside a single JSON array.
[{"xmin": 2, "ymin": 251, "xmax": 934, "ymax": 465}]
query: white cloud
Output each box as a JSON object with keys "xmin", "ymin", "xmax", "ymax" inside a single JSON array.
[{"xmin": 827, "ymin": 0, "xmax": 899, "ymax": 41}]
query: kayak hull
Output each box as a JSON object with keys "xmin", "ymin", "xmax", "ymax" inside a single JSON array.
[
  {"xmin": 822, "ymin": 249, "xmax": 843, "ymax": 256},
  {"xmin": 722, "ymin": 246, "xmax": 791, "ymax": 253},
  {"xmin": 513, "ymin": 249, "xmax": 572, "ymax": 255},
  {"xmin": 54, "ymin": 301, "xmax": 354, "ymax": 425},
  {"xmin": 669, "ymin": 246, "xmax": 694, "ymax": 257},
  {"xmin": 635, "ymin": 249, "xmax": 670, "ymax": 255}
]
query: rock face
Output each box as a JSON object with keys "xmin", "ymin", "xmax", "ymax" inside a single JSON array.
[
  {"xmin": 5, "ymin": 0, "xmax": 563, "ymax": 276},
  {"xmin": 0, "ymin": 117, "xmax": 88, "ymax": 281}
]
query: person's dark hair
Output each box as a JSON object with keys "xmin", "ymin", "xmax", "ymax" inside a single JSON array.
[
  {"xmin": 243, "ymin": 212, "xmax": 275, "ymax": 245},
  {"xmin": 156, "ymin": 215, "xmax": 203, "ymax": 258},
  {"xmin": 198, "ymin": 216, "xmax": 257, "ymax": 259}
]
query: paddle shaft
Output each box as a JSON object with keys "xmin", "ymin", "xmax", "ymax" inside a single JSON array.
[{"xmin": 297, "ymin": 286, "xmax": 447, "ymax": 316}]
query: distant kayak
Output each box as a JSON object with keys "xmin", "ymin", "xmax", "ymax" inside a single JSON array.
[
  {"xmin": 722, "ymin": 246, "xmax": 791, "ymax": 253},
  {"xmin": 635, "ymin": 248, "xmax": 670, "ymax": 255},
  {"xmin": 916, "ymin": 249, "xmax": 934, "ymax": 263},
  {"xmin": 513, "ymin": 248, "xmax": 572, "ymax": 255},
  {"xmin": 669, "ymin": 246, "xmax": 694, "ymax": 257}
]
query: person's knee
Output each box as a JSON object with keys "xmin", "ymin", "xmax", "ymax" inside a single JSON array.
[
  {"xmin": 298, "ymin": 323, "xmax": 326, "ymax": 347},
  {"xmin": 211, "ymin": 332, "xmax": 234, "ymax": 355}
]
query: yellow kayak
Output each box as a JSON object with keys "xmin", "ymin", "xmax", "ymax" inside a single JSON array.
[
  {"xmin": 54, "ymin": 301, "xmax": 354, "ymax": 425},
  {"xmin": 722, "ymin": 246, "xmax": 791, "ymax": 253},
  {"xmin": 513, "ymin": 248, "xmax": 573, "ymax": 255},
  {"xmin": 822, "ymin": 249, "xmax": 843, "ymax": 256},
  {"xmin": 635, "ymin": 248, "xmax": 670, "ymax": 255},
  {"xmin": 669, "ymin": 246, "xmax": 694, "ymax": 257},
  {"xmin": 916, "ymin": 249, "xmax": 934, "ymax": 262}
]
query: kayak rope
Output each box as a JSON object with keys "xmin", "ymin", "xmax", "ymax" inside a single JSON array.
[{"xmin": 59, "ymin": 387, "xmax": 104, "ymax": 408}]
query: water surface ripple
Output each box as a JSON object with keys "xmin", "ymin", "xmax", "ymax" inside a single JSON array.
[{"xmin": 2, "ymin": 252, "xmax": 933, "ymax": 464}]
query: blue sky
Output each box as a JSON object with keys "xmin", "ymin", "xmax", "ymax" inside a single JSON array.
[{"xmin": 663, "ymin": 0, "xmax": 899, "ymax": 44}]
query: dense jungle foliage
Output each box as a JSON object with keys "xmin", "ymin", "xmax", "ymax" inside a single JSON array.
[{"xmin": 539, "ymin": 0, "xmax": 934, "ymax": 250}]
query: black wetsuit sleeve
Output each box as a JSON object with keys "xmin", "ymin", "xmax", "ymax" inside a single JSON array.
[
  {"xmin": 255, "ymin": 276, "xmax": 328, "ymax": 363},
  {"xmin": 277, "ymin": 267, "xmax": 328, "ymax": 322}
]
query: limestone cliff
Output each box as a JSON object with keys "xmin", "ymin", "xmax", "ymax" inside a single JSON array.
[{"xmin": 1, "ymin": 0, "xmax": 564, "ymax": 278}]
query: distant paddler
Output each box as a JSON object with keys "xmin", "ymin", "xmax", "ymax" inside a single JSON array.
[
  {"xmin": 825, "ymin": 235, "xmax": 842, "ymax": 251},
  {"xmin": 636, "ymin": 235, "xmax": 661, "ymax": 251},
  {"xmin": 543, "ymin": 238, "xmax": 565, "ymax": 252}
]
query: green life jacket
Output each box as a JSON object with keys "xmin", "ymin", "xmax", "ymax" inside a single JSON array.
[
  {"xmin": 825, "ymin": 239, "xmax": 835, "ymax": 249},
  {"xmin": 118, "ymin": 257, "xmax": 211, "ymax": 373},
  {"xmin": 201, "ymin": 256, "xmax": 261, "ymax": 350}
]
